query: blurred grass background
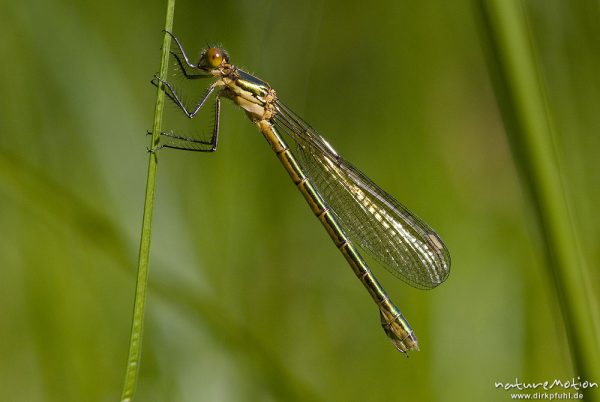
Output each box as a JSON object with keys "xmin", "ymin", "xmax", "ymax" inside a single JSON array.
[{"xmin": 1, "ymin": 0, "xmax": 599, "ymax": 401}]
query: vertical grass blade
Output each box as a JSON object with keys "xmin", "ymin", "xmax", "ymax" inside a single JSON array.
[
  {"xmin": 478, "ymin": 0, "xmax": 600, "ymax": 395},
  {"xmin": 120, "ymin": 1, "xmax": 176, "ymax": 400}
]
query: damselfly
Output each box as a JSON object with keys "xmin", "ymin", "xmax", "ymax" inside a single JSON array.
[{"xmin": 151, "ymin": 31, "xmax": 451, "ymax": 354}]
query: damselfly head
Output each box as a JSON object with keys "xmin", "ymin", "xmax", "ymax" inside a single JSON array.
[{"xmin": 198, "ymin": 47, "xmax": 229, "ymax": 71}]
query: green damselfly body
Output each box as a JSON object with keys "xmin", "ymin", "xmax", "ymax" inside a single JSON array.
[{"xmin": 152, "ymin": 31, "xmax": 451, "ymax": 354}]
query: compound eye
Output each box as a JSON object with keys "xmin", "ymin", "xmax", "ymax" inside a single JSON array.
[{"xmin": 205, "ymin": 47, "xmax": 225, "ymax": 68}]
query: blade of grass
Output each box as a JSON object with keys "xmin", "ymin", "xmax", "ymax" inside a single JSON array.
[
  {"xmin": 120, "ymin": 1, "xmax": 176, "ymax": 400},
  {"xmin": 478, "ymin": 0, "xmax": 600, "ymax": 396}
]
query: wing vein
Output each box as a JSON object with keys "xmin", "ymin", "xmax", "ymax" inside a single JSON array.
[{"xmin": 273, "ymin": 101, "xmax": 451, "ymax": 289}]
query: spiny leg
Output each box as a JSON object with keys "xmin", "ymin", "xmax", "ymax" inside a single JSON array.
[
  {"xmin": 150, "ymin": 31, "xmax": 221, "ymax": 152},
  {"xmin": 153, "ymin": 74, "xmax": 217, "ymax": 118},
  {"xmin": 148, "ymin": 96, "xmax": 221, "ymax": 153},
  {"xmin": 163, "ymin": 30, "xmax": 196, "ymax": 68},
  {"xmin": 170, "ymin": 51, "xmax": 208, "ymax": 80}
]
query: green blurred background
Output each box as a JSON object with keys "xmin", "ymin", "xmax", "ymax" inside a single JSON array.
[{"xmin": 1, "ymin": 0, "xmax": 599, "ymax": 401}]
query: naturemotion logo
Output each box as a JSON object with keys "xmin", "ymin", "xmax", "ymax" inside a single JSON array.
[{"xmin": 494, "ymin": 377, "xmax": 598, "ymax": 392}]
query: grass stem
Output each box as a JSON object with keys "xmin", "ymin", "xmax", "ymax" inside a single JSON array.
[
  {"xmin": 478, "ymin": 1, "xmax": 600, "ymax": 397},
  {"xmin": 120, "ymin": 1, "xmax": 176, "ymax": 400}
]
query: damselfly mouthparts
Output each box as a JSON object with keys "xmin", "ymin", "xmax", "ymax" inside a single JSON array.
[{"xmin": 151, "ymin": 31, "xmax": 451, "ymax": 354}]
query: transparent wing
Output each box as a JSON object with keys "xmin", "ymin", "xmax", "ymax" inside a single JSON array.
[{"xmin": 273, "ymin": 101, "xmax": 450, "ymax": 289}]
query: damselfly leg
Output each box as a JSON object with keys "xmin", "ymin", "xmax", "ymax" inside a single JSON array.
[{"xmin": 151, "ymin": 73, "xmax": 220, "ymax": 151}]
